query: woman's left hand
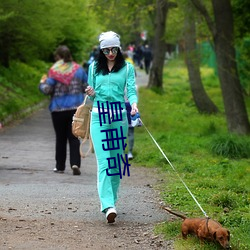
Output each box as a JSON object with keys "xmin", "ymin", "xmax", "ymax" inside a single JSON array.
[{"xmin": 131, "ymin": 103, "xmax": 138, "ymax": 116}]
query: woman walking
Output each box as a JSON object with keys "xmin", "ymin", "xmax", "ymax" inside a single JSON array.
[
  {"xmin": 39, "ymin": 45, "xmax": 88, "ymax": 175},
  {"xmin": 85, "ymin": 31, "xmax": 138, "ymax": 223}
]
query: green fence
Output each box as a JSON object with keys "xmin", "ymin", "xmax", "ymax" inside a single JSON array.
[
  {"xmin": 198, "ymin": 41, "xmax": 217, "ymax": 74},
  {"xmin": 198, "ymin": 39, "xmax": 250, "ymax": 95}
]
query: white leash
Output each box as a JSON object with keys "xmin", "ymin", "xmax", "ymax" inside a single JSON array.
[{"xmin": 139, "ymin": 118, "xmax": 209, "ymax": 218}]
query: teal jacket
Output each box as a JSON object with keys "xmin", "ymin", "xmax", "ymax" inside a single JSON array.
[{"xmin": 87, "ymin": 62, "xmax": 138, "ymax": 109}]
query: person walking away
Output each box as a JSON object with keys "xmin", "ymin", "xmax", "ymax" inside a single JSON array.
[
  {"xmin": 143, "ymin": 44, "xmax": 152, "ymax": 74},
  {"xmin": 134, "ymin": 44, "xmax": 144, "ymax": 69},
  {"xmin": 39, "ymin": 45, "xmax": 88, "ymax": 175},
  {"xmin": 85, "ymin": 31, "xmax": 138, "ymax": 223}
]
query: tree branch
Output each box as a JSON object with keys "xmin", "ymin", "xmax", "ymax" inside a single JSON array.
[{"xmin": 190, "ymin": 0, "xmax": 216, "ymax": 37}]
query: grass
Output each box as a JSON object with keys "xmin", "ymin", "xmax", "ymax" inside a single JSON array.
[
  {"xmin": 0, "ymin": 60, "xmax": 50, "ymax": 123},
  {"xmin": 132, "ymin": 58, "xmax": 250, "ymax": 250}
]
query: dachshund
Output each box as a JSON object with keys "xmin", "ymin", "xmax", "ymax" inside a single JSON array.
[{"xmin": 162, "ymin": 207, "xmax": 231, "ymax": 249}]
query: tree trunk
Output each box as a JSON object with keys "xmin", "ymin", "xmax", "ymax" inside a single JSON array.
[
  {"xmin": 212, "ymin": 0, "xmax": 250, "ymax": 134},
  {"xmin": 184, "ymin": 4, "xmax": 218, "ymax": 114},
  {"xmin": 147, "ymin": 0, "xmax": 169, "ymax": 89},
  {"xmin": 191, "ymin": 0, "xmax": 250, "ymax": 134}
]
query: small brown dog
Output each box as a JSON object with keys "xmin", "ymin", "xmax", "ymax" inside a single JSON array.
[{"xmin": 163, "ymin": 207, "xmax": 231, "ymax": 249}]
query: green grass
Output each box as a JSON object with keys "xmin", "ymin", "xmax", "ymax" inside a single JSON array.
[
  {"xmin": 0, "ymin": 60, "xmax": 50, "ymax": 123},
  {"xmin": 133, "ymin": 59, "xmax": 250, "ymax": 250}
]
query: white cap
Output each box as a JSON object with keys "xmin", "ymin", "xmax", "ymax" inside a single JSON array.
[{"xmin": 99, "ymin": 31, "xmax": 121, "ymax": 49}]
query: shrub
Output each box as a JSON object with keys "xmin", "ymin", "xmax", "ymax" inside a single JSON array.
[{"xmin": 210, "ymin": 135, "xmax": 250, "ymax": 159}]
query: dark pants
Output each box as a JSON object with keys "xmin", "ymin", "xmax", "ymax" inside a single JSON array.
[
  {"xmin": 144, "ymin": 59, "xmax": 151, "ymax": 74},
  {"xmin": 51, "ymin": 110, "xmax": 80, "ymax": 171},
  {"xmin": 128, "ymin": 127, "xmax": 134, "ymax": 152},
  {"xmin": 125, "ymin": 102, "xmax": 134, "ymax": 152}
]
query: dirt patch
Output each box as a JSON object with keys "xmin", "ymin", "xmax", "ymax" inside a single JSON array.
[{"xmin": 0, "ymin": 216, "xmax": 174, "ymax": 250}]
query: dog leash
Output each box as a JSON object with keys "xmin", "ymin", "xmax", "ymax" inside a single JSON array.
[{"xmin": 139, "ymin": 118, "xmax": 209, "ymax": 218}]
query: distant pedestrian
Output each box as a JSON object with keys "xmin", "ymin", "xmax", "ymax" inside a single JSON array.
[
  {"xmin": 39, "ymin": 45, "xmax": 88, "ymax": 175},
  {"xmin": 134, "ymin": 45, "xmax": 144, "ymax": 69},
  {"xmin": 143, "ymin": 44, "xmax": 152, "ymax": 74},
  {"xmin": 123, "ymin": 52, "xmax": 137, "ymax": 160},
  {"xmin": 87, "ymin": 46, "xmax": 99, "ymax": 69}
]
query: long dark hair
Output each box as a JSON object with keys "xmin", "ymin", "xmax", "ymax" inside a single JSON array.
[
  {"xmin": 54, "ymin": 45, "xmax": 73, "ymax": 63},
  {"xmin": 95, "ymin": 48, "xmax": 126, "ymax": 75}
]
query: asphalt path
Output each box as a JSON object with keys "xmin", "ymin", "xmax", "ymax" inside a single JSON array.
[{"xmin": 0, "ymin": 69, "xmax": 172, "ymax": 249}]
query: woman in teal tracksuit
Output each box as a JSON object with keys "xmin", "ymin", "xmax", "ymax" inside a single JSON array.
[{"xmin": 86, "ymin": 31, "xmax": 138, "ymax": 223}]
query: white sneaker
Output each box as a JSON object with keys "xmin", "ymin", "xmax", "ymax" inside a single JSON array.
[
  {"xmin": 53, "ymin": 168, "xmax": 64, "ymax": 173},
  {"xmin": 128, "ymin": 152, "xmax": 133, "ymax": 160},
  {"xmin": 106, "ymin": 207, "xmax": 117, "ymax": 223}
]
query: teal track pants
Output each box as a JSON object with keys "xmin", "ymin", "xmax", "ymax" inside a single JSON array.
[{"xmin": 90, "ymin": 111, "xmax": 128, "ymax": 212}]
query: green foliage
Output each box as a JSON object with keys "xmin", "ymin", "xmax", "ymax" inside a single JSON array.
[
  {"xmin": 210, "ymin": 134, "xmax": 250, "ymax": 159},
  {"xmin": 165, "ymin": 2, "xmax": 184, "ymax": 44},
  {"xmin": 0, "ymin": 0, "xmax": 100, "ymax": 66},
  {"xmin": 164, "ymin": 0, "xmax": 213, "ymax": 45},
  {"xmin": 134, "ymin": 58, "xmax": 250, "ymax": 249},
  {"xmin": 92, "ymin": 0, "xmax": 155, "ymax": 45},
  {"xmin": 232, "ymin": 0, "xmax": 250, "ymax": 39},
  {"xmin": 0, "ymin": 60, "xmax": 49, "ymax": 122},
  {"xmin": 236, "ymin": 37, "xmax": 250, "ymax": 95}
]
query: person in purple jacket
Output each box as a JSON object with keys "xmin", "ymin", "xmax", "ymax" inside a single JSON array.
[{"xmin": 39, "ymin": 45, "xmax": 88, "ymax": 175}]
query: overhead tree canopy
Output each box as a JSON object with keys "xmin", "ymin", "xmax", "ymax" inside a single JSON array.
[
  {"xmin": 91, "ymin": 0, "xmax": 156, "ymax": 47},
  {"xmin": 0, "ymin": 0, "xmax": 99, "ymax": 67},
  {"xmin": 0, "ymin": 0, "xmax": 249, "ymax": 134}
]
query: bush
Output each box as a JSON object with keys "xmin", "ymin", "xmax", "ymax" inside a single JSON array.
[{"xmin": 210, "ymin": 135, "xmax": 250, "ymax": 159}]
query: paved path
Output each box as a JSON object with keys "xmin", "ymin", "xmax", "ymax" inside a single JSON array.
[
  {"xmin": 0, "ymin": 68, "xmax": 152, "ymax": 222},
  {"xmin": 0, "ymin": 71, "xmax": 173, "ymax": 249},
  {"xmin": 0, "ymin": 106, "xmax": 164, "ymax": 224},
  {"xmin": 135, "ymin": 68, "xmax": 149, "ymax": 88}
]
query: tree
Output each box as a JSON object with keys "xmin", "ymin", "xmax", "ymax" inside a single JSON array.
[
  {"xmin": 0, "ymin": 0, "xmax": 98, "ymax": 66},
  {"xmin": 191, "ymin": 0, "xmax": 250, "ymax": 134},
  {"xmin": 91, "ymin": 0, "xmax": 155, "ymax": 47},
  {"xmin": 184, "ymin": 1, "xmax": 218, "ymax": 114},
  {"xmin": 148, "ymin": 0, "xmax": 177, "ymax": 89}
]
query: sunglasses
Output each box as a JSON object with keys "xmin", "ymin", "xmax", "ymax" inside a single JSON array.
[{"xmin": 102, "ymin": 47, "xmax": 119, "ymax": 55}]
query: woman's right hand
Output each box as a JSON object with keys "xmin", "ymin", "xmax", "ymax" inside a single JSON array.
[{"xmin": 85, "ymin": 86, "xmax": 95, "ymax": 97}]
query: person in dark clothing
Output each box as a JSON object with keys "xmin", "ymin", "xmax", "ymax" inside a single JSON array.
[
  {"xmin": 39, "ymin": 45, "xmax": 88, "ymax": 175},
  {"xmin": 143, "ymin": 44, "xmax": 152, "ymax": 74},
  {"xmin": 134, "ymin": 45, "xmax": 144, "ymax": 69}
]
